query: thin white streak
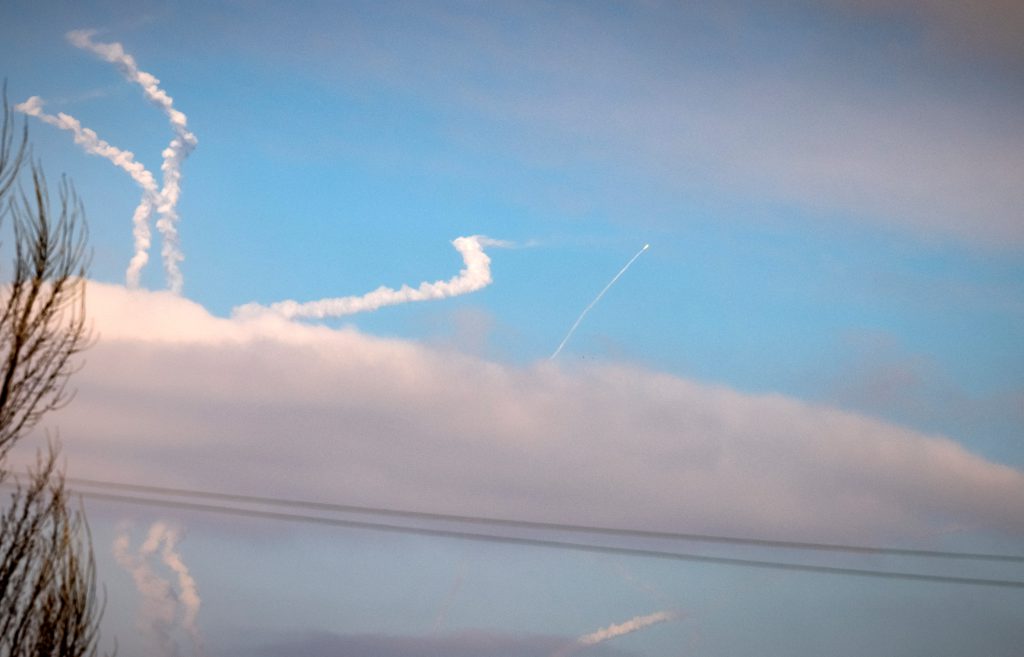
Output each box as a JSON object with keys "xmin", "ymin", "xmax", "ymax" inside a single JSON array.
[{"xmin": 550, "ymin": 243, "xmax": 649, "ymax": 360}]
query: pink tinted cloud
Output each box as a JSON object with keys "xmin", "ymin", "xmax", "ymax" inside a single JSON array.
[{"xmin": 21, "ymin": 282, "xmax": 1024, "ymax": 546}]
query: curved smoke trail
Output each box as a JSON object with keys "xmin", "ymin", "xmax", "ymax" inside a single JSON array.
[
  {"xmin": 114, "ymin": 522, "xmax": 204, "ymax": 657},
  {"xmin": 67, "ymin": 29, "xmax": 197, "ymax": 294},
  {"xmin": 550, "ymin": 243, "xmax": 649, "ymax": 360},
  {"xmin": 233, "ymin": 235, "xmax": 506, "ymax": 320},
  {"xmin": 15, "ymin": 96, "xmax": 158, "ymax": 288}
]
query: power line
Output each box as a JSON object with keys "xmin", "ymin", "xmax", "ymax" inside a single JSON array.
[
  {"xmin": 62, "ymin": 487, "xmax": 1024, "ymax": 589},
  {"xmin": 65, "ymin": 476, "xmax": 1024, "ymax": 564}
]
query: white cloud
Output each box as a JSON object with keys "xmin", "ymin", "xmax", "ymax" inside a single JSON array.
[{"xmin": 22, "ymin": 282, "xmax": 1024, "ymax": 545}]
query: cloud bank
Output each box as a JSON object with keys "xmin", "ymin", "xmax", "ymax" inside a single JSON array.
[{"xmin": 25, "ymin": 282, "xmax": 1024, "ymax": 547}]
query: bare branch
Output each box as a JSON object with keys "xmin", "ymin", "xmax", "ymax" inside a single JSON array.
[
  {"xmin": 0, "ymin": 444, "xmax": 104, "ymax": 657},
  {"xmin": 0, "ymin": 130, "xmax": 92, "ymax": 461},
  {"xmin": 0, "ymin": 82, "xmax": 105, "ymax": 657}
]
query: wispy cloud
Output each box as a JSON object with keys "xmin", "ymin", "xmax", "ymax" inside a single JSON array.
[
  {"xmin": 220, "ymin": 2, "xmax": 1024, "ymax": 246},
  {"xmin": 825, "ymin": 0, "xmax": 1024, "ymax": 63}
]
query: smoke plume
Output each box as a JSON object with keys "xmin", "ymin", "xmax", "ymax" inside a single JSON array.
[
  {"xmin": 15, "ymin": 96, "xmax": 158, "ymax": 287},
  {"xmin": 67, "ymin": 29, "xmax": 197, "ymax": 293},
  {"xmin": 158, "ymin": 531, "xmax": 203, "ymax": 652},
  {"xmin": 233, "ymin": 235, "xmax": 506, "ymax": 320},
  {"xmin": 551, "ymin": 609, "xmax": 680, "ymax": 656},
  {"xmin": 576, "ymin": 609, "xmax": 678, "ymax": 646},
  {"xmin": 113, "ymin": 522, "xmax": 204, "ymax": 657}
]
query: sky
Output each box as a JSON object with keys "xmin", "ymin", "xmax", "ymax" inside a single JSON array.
[{"xmin": 1, "ymin": 0, "xmax": 1023, "ymax": 655}]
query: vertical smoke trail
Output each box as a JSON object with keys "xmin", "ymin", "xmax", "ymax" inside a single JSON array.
[
  {"xmin": 15, "ymin": 96, "xmax": 158, "ymax": 288},
  {"xmin": 67, "ymin": 29, "xmax": 197, "ymax": 294},
  {"xmin": 233, "ymin": 236, "xmax": 508, "ymax": 319},
  {"xmin": 551, "ymin": 610, "xmax": 680, "ymax": 657},
  {"xmin": 158, "ymin": 528, "xmax": 204, "ymax": 655},
  {"xmin": 114, "ymin": 523, "xmax": 180, "ymax": 657},
  {"xmin": 549, "ymin": 243, "xmax": 649, "ymax": 360},
  {"xmin": 113, "ymin": 522, "xmax": 204, "ymax": 657}
]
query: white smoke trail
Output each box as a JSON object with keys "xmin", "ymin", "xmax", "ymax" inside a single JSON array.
[
  {"xmin": 549, "ymin": 243, "xmax": 649, "ymax": 360},
  {"xmin": 113, "ymin": 524, "xmax": 180, "ymax": 657},
  {"xmin": 158, "ymin": 530, "xmax": 204, "ymax": 654},
  {"xmin": 15, "ymin": 96, "xmax": 157, "ymax": 288},
  {"xmin": 67, "ymin": 29, "xmax": 197, "ymax": 294},
  {"xmin": 113, "ymin": 522, "xmax": 204, "ymax": 657},
  {"xmin": 233, "ymin": 235, "xmax": 507, "ymax": 320},
  {"xmin": 576, "ymin": 609, "xmax": 678, "ymax": 646},
  {"xmin": 551, "ymin": 609, "xmax": 680, "ymax": 657}
]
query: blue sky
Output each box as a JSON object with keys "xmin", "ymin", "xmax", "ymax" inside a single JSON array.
[{"xmin": 2, "ymin": 1, "xmax": 1023, "ymax": 655}]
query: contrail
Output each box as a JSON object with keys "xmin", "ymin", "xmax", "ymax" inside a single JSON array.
[
  {"xmin": 15, "ymin": 96, "xmax": 158, "ymax": 287},
  {"xmin": 552, "ymin": 609, "xmax": 680, "ymax": 656},
  {"xmin": 67, "ymin": 29, "xmax": 197, "ymax": 294},
  {"xmin": 113, "ymin": 522, "xmax": 204, "ymax": 657},
  {"xmin": 549, "ymin": 243, "xmax": 649, "ymax": 360},
  {"xmin": 233, "ymin": 236, "xmax": 507, "ymax": 320}
]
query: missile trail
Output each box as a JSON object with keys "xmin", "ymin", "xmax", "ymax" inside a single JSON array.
[
  {"xmin": 67, "ymin": 29, "xmax": 197, "ymax": 294},
  {"xmin": 233, "ymin": 236, "xmax": 505, "ymax": 320},
  {"xmin": 550, "ymin": 243, "xmax": 649, "ymax": 360},
  {"xmin": 15, "ymin": 96, "xmax": 159, "ymax": 288}
]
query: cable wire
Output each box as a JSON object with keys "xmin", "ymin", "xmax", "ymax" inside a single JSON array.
[
  {"xmin": 64, "ymin": 476, "xmax": 1024, "ymax": 563},
  {"xmin": 60, "ymin": 487, "xmax": 1024, "ymax": 590}
]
